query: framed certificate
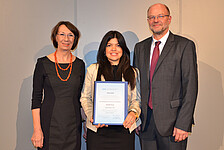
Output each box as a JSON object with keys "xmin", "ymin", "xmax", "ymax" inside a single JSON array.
[{"xmin": 93, "ymin": 81, "xmax": 128, "ymax": 125}]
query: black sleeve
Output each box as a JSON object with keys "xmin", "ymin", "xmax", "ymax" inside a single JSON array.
[
  {"xmin": 79, "ymin": 60, "xmax": 85, "ymax": 98},
  {"xmin": 31, "ymin": 58, "xmax": 44, "ymax": 109},
  {"xmin": 79, "ymin": 61, "xmax": 85, "ymax": 103}
]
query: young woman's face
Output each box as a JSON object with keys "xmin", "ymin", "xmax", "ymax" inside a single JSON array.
[{"xmin": 105, "ymin": 38, "xmax": 123, "ymax": 65}]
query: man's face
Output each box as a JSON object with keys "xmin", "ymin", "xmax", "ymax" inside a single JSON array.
[{"xmin": 147, "ymin": 4, "xmax": 171, "ymax": 36}]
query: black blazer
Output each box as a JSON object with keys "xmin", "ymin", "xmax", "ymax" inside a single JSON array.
[{"xmin": 133, "ymin": 32, "xmax": 198, "ymax": 136}]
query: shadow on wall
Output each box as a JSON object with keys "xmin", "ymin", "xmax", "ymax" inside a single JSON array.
[
  {"xmin": 15, "ymin": 45, "xmax": 55, "ymax": 150},
  {"xmin": 15, "ymin": 76, "xmax": 35, "ymax": 150},
  {"xmin": 122, "ymin": 31, "xmax": 139, "ymax": 65},
  {"xmin": 83, "ymin": 42, "xmax": 99, "ymax": 69},
  {"xmin": 188, "ymin": 61, "xmax": 224, "ymax": 150}
]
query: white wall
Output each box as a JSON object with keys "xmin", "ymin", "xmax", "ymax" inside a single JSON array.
[{"xmin": 0, "ymin": 0, "xmax": 223, "ymax": 149}]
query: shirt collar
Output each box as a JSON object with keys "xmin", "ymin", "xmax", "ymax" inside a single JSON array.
[{"xmin": 152, "ymin": 30, "xmax": 170, "ymax": 46}]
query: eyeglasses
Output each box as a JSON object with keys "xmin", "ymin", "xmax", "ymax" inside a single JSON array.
[
  {"xmin": 147, "ymin": 15, "xmax": 169, "ymax": 20},
  {"xmin": 57, "ymin": 33, "xmax": 74, "ymax": 39}
]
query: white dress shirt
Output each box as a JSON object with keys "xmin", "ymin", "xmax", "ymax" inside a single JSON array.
[{"xmin": 150, "ymin": 30, "xmax": 170, "ymax": 66}]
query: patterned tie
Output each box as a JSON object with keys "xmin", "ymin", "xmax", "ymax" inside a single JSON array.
[{"xmin": 149, "ymin": 41, "xmax": 161, "ymax": 109}]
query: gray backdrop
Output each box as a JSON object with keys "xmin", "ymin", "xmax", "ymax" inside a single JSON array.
[{"xmin": 0, "ymin": 0, "xmax": 224, "ymax": 149}]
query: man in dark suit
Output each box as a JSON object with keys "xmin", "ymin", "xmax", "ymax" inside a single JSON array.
[{"xmin": 133, "ymin": 3, "xmax": 198, "ymax": 150}]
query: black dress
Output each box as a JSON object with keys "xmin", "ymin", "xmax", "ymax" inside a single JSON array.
[
  {"xmin": 87, "ymin": 65, "xmax": 135, "ymax": 150},
  {"xmin": 31, "ymin": 56, "xmax": 85, "ymax": 150}
]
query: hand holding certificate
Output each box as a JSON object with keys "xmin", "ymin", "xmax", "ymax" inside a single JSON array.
[{"xmin": 93, "ymin": 81, "xmax": 128, "ymax": 125}]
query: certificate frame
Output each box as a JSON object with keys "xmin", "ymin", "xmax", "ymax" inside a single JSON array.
[{"xmin": 93, "ymin": 81, "xmax": 128, "ymax": 125}]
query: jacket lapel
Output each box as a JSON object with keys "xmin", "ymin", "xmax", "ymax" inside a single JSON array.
[
  {"xmin": 153, "ymin": 32, "xmax": 175, "ymax": 75},
  {"xmin": 144, "ymin": 37, "xmax": 152, "ymax": 82}
]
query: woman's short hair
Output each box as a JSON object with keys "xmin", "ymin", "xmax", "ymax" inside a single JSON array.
[{"xmin": 51, "ymin": 21, "xmax": 80, "ymax": 50}]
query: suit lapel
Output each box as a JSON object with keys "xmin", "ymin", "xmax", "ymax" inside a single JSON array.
[
  {"xmin": 153, "ymin": 32, "xmax": 175, "ymax": 75},
  {"xmin": 144, "ymin": 37, "xmax": 152, "ymax": 82}
]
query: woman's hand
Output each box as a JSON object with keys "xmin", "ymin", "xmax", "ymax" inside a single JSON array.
[
  {"xmin": 123, "ymin": 111, "xmax": 136, "ymax": 129},
  {"xmin": 31, "ymin": 109, "xmax": 43, "ymax": 148},
  {"xmin": 31, "ymin": 129, "xmax": 44, "ymax": 148},
  {"xmin": 90, "ymin": 118, "xmax": 108, "ymax": 128}
]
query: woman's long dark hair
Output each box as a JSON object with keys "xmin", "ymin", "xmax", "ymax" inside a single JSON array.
[{"xmin": 97, "ymin": 31, "xmax": 136, "ymax": 90}]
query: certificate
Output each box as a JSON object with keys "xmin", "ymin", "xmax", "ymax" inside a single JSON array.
[{"xmin": 93, "ymin": 81, "xmax": 128, "ymax": 125}]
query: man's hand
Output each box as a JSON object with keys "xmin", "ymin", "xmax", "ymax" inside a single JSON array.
[{"xmin": 173, "ymin": 127, "xmax": 188, "ymax": 142}]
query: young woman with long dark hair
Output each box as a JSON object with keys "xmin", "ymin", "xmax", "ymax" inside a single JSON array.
[{"xmin": 80, "ymin": 31, "xmax": 141, "ymax": 150}]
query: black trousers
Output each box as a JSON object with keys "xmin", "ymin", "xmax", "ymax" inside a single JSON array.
[{"xmin": 139, "ymin": 107, "xmax": 187, "ymax": 150}]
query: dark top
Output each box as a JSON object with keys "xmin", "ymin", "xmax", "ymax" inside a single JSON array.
[
  {"xmin": 31, "ymin": 56, "xmax": 85, "ymax": 150},
  {"xmin": 112, "ymin": 65, "xmax": 121, "ymax": 80}
]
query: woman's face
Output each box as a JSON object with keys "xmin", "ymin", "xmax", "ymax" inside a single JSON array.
[
  {"xmin": 105, "ymin": 38, "xmax": 123, "ymax": 65},
  {"xmin": 56, "ymin": 25, "xmax": 74, "ymax": 51}
]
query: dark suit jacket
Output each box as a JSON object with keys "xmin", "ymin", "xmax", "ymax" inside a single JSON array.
[{"xmin": 133, "ymin": 32, "xmax": 198, "ymax": 136}]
